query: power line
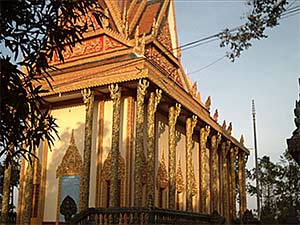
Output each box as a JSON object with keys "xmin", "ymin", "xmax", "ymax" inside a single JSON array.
[
  {"xmin": 187, "ymin": 55, "xmax": 226, "ymax": 75},
  {"xmin": 281, "ymin": 11, "xmax": 300, "ymax": 20},
  {"xmin": 286, "ymin": 0, "xmax": 297, "ymax": 10},
  {"xmin": 176, "ymin": 4, "xmax": 299, "ymax": 53}
]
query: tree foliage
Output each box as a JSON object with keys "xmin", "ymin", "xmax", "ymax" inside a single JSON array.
[
  {"xmin": 247, "ymin": 151, "xmax": 300, "ymax": 224},
  {"xmin": 0, "ymin": 0, "xmax": 102, "ymax": 165},
  {"xmin": 219, "ymin": 0, "xmax": 288, "ymax": 61}
]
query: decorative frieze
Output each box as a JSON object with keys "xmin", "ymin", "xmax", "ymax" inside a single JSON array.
[
  {"xmin": 134, "ymin": 79, "xmax": 149, "ymax": 207},
  {"xmin": 186, "ymin": 115, "xmax": 197, "ymax": 211},
  {"xmin": 147, "ymin": 89, "xmax": 162, "ymax": 207},
  {"xmin": 108, "ymin": 84, "xmax": 121, "ymax": 207},
  {"xmin": 168, "ymin": 103, "xmax": 181, "ymax": 209}
]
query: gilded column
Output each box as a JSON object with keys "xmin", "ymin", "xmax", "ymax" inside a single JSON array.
[
  {"xmin": 146, "ymin": 89, "xmax": 162, "ymax": 207},
  {"xmin": 80, "ymin": 88, "xmax": 94, "ymax": 210},
  {"xmin": 238, "ymin": 150, "xmax": 247, "ymax": 215},
  {"xmin": 211, "ymin": 133, "xmax": 221, "ymax": 212},
  {"xmin": 96, "ymin": 101, "xmax": 105, "ymax": 207},
  {"xmin": 108, "ymin": 84, "xmax": 121, "ymax": 207},
  {"xmin": 168, "ymin": 103, "xmax": 181, "ymax": 209},
  {"xmin": 200, "ymin": 125, "xmax": 210, "ymax": 213},
  {"xmin": 222, "ymin": 141, "xmax": 231, "ymax": 223},
  {"xmin": 230, "ymin": 147, "xmax": 238, "ymax": 219},
  {"xmin": 134, "ymin": 79, "xmax": 149, "ymax": 207},
  {"xmin": 186, "ymin": 115, "xmax": 197, "ymax": 211},
  {"xmin": 125, "ymin": 97, "xmax": 134, "ymax": 207},
  {"xmin": 23, "ymin": 164, "xmax": 34, "ymax": 225}
]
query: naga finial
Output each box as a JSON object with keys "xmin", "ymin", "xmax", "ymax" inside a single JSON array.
[
  {"xmin": 227, "ymin": 122, "xmax": 232, "ymax": 135},
  {"xmin": 205, "ymin": 96, "xmax": 211, "ymax": 112},
  {"xmin": 213, "ymin": 109, "xmax": 218, "ymax": 121}
]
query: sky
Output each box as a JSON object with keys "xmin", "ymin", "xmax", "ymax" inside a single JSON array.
[{"xmin": 174, "ymin": 0, "xmax": 300, "ymax": 210}]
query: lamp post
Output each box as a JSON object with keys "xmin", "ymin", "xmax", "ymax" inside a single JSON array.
[
  {"xmin": 252, "ymin": 100, "xmax": 260, "ymax": 219},
  {"xmin": 287, "ymin": 78, "xmax": 300, "ymax": 165}
]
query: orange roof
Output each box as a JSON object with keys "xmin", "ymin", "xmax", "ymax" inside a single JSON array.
[{"xmin": 139, "ymin": 2, "xmax": 162, "ymax": 34}]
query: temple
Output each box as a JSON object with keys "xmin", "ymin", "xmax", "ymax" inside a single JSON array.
[{"xmin": 17, "ymin": 0, "xmax": 249, "ymax": 224}]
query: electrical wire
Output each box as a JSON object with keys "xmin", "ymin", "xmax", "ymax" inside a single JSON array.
[{"xmin": 187, "ymin": 55, "xmax": 227, "ymax": 75}]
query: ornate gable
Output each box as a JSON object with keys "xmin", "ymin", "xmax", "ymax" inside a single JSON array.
[
  {"xmin": 157, "ymin": 19, "xmax": 172, "ymax": 52},
  {"xmin": 56, "ymin": 130, "xmax": 83, "ymax": 178},
  {"xmin": 157, "ymin": 150, "xmax": 168, "ymax": 189}
]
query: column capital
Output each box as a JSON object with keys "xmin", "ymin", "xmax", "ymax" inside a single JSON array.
[
  {"xmin": 81, "ymin": 88, "xmax": 94, "ymax": 106},
  {"xmin": 138, "ymin": 79, "xmax": 149, "ymax": 96},
  {"xmin": 108, "ymin": 83, "xmax": 121, "ymax": 100},
  {"xmin": 154, "ymin": 89, "xmax": 162, "ymax": 110}
]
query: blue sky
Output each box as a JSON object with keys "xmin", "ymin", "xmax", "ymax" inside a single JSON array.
[
  {"xmin": 174, "ymin": 0, "xmax": 300, "ymax": 210},
  {"xmin": 174, "ymin": 0, "xmax": 300, "ymax": 166}
]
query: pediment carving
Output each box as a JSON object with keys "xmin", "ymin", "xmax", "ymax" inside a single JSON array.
[
  {"xmin": 102, "ymin": 151, "xmax": 125, "ymax": 181},
  {"xmin": 176, "ymin": 159, "xmax": 184, "ymax": 193},
  {"xmin": 157, "ymin": 150, "xmax": 168, "ymax": 189},
  {"xmin": 56, "ymin": 130, "xmax": 83, "ymax": 178}
]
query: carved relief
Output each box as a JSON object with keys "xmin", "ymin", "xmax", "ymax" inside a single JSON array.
[
  {"xmin": 157, "ymin": 19, "xmax": 172, "ymax": 52},
  {"xmin": 145, "ymin": 46, "xmax": 182, "ymax": 86},
  {"xmin": 52, "ymin": 35, "xmax": 124, "ymax": 63},
  {"xmin": 56, "ymin": 131, "xmax": 83, "ymax": 178},
  {"xmin": 101, "ymin": 151, "xmax": 125, "ymax": 181},
  {"xmin": 156, "ymin": 151, "xmax": 169, "ymax": 190}
]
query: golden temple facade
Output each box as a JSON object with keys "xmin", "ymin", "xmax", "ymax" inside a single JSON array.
[{"xmin": 17, "ymin": 0, "xmax": 249, "ymax": 224}]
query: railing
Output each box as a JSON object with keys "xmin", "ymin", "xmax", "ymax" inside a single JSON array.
[{"xmin": 71, "ymin": 207, "xmax": 225, "ymax": 225}]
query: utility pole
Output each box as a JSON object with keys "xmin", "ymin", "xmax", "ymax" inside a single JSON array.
[{"xmin": 252, "ymin": 99, "xmax": 260, "ymax": 219}]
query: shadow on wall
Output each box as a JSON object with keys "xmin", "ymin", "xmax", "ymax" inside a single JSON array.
[{"xmin": 44, "ymin": 122, "xmax": 85, "ymax": 222}]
